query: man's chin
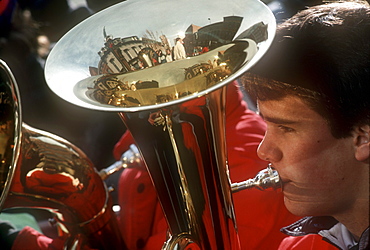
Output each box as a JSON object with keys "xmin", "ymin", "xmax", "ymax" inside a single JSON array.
[{"xmin": 283, "ymin": 196, "xmax": 325, "ymax": 217}]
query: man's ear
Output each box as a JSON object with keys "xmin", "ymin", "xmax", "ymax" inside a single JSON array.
[{"xmin": 354, "ymin": 125, "xmax": 369, "ymax": 162}]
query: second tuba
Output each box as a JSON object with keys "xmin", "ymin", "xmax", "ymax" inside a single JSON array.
[{"xmin": 0, "ymin": 59, "xmax": 126, "ymax": 249}]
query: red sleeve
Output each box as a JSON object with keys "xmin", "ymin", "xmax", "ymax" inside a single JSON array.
[
  {"xmin": 113, "ymin": 130, "xmax": 135, "ymax": 160},
  {"xmin": 12, "ymin": 226, "xmax": 97, "ymax": 250},
  {"xmin": 117, "ymin": 167, "xmax": 159, "ymax": 249},
  {"xmin": 278, "ymin": 235, "xmax": 338, "ymax": 250},
  {"xmin": 11, "ymin": 226, "xmax": 62, "ymax": 250}
]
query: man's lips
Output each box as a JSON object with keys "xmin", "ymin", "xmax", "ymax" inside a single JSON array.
[
  {"xmin": 280, "ymin": 177, "xmax": 291, "ymax": 185},
  {"xmin": 268, "ymin": 164, "xmax": 290, "ymax": 184}
]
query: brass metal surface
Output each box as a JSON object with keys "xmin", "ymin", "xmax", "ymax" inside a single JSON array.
[{"xmin": 44, "ymin": 0, "xmax": 276, "ymax": 248}]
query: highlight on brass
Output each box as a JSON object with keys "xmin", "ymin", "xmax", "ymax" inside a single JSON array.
[
  {"xmin": 45, "ymin": 0, "xmax": 277, "ymax": 112},
  {"xmin": 85, "ymin": 21, "xmax": 267, "ymax": 107},
  {"xmin": 0, "ymin": 86, "xmax": 16, "ymax": 192},
  {"xmin": 43, "ymin": 0, "xmax": 277, "ymax": 248},
  {"xmin": 0, "ymin": 59, "xmax": 125, "ymax": 249},
  {"xmin": 21, "ymin": 126, "xmax": 89, "ymax": 197},
  {"xmin": 0, "ymin": 60, "xmax": 21, "ymax": 210},
  {"xmin": 231, "ymin": 164, "xmax": 282, "ymax": 193}
]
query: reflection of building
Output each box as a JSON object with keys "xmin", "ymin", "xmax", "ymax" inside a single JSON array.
[
  {"xmin": 97, "ymin": 35, "xmax": 143, "ymax": 74},
  {"xmin": 89, "ymin": 74, "xmax": 159, "ymax": 107},
  {"xmin": 184, "ymin": 16, "xmax": 243, "ymax": 55},
  {"xmin": 159, "ymin": 35, "xmax": 172, "ymax": 51},
  {"xmin": 93, "ymin": 75, "xmax": 128, "ymax": 92},
  {"xmin": 95, "ymin": 32, "xmax": 167, "ymax": 75},
  {"xmin": 89, "ymin": 75, "xmax": 134, "ymax": 106},
  {"xmin": 235, "ymin": 21, "xmax": 268, "ymax": 44},
  {"xmin": 90, "ymin": 17, "xmax": 266, "ymax": 76}
]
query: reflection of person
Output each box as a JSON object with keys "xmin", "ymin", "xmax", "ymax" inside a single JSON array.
[
  {"xmin": 201, "ymin": 46, "xmax": 209, "ymax": 54},
  {"xmin": 243, "ymin": 1, "xmax": 369, "ymax": 249},
  {"xmin": 173, "ymin": 37, "xmax": 187, "ymax": 60},
  {"xmin": 157, "ymin": 50, "xmax": 166, "ymax": 64},
  {"xmin": 114, "ymin": 81, "xmax": 300, "ymax": 249},
  {"xmin": 26, "ymin": 165, "xmax": 83, "ymax": 196},
  {"xmin": 165, "ymin": 48, "xmax": 173, "ymax": 62}
]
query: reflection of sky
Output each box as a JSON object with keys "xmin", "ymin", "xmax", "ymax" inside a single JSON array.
[
  {"xmin": 45, "ymin": 0, "xmax": 276, "ymax": 111},
  {"xmin": 52, "ymin": 0, "xmax": 219, "ymax": 70}
]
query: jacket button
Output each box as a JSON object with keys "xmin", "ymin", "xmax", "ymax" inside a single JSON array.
[{"xmin": 137, "ymin": 183, "xmax": 145, "ymax": 193}]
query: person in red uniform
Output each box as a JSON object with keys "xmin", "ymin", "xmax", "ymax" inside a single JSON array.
[
  {"xmin": 114, "ymin": 81, "xmax": 300, "ymax": 249},
  {"xmin": 244, "ymin": 1, "xmax": 369, "ymax": 249}
]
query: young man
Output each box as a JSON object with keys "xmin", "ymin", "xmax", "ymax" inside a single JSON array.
[{"xmin": 243, "ymin": 1, "xmax": 369, "ymax": 249}]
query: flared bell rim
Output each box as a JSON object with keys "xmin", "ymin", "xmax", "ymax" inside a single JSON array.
[{"xmin": 44, "ymin": 0, "xmax": 276, "ymax": 112}]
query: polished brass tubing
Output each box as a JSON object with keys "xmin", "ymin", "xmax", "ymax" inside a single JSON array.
[{"xmin": 231, "ymin": 164, "xmax": 281, "ymax": 193}]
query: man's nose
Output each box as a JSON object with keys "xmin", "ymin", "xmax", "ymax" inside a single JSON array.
[{"xmin": 257, "ymin": 134, "xmax": 282, "ymax": 163}]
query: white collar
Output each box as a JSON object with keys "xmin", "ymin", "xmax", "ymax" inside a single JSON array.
[{"xmin": 319, "ymin": 222, "xmax": 357, "ymax": 250}]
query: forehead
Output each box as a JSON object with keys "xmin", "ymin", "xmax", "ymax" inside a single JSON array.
[{"xmin": 257, "ymin": 95, "xmax": 324, "ymax": 123}]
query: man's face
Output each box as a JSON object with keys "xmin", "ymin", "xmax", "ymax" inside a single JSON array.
[{"xmin": 257, "ymin": 95, "xmax": 366, "ymax": 217}]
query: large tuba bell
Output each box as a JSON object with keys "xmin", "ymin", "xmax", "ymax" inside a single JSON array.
[
  {"xmin": 0, "ymin": 60, "xmax": 126, "ymax": 249},
  {"xmin": 44, "ymin": 0, "xmax": 277, "ymax": 248}
]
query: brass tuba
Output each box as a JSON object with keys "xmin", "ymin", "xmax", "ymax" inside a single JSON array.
[
  {"xmin": 0, "ymin": 60, "xmax": 126, "ymax": 249},
  {"xmin": 44, "ymin": 0, "xmax": 277, "ymax": 248}
]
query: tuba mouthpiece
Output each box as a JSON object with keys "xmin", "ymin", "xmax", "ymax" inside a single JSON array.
[{"xmin": 231, "ymin": 164, "xmax": 281, "ymax": 193}]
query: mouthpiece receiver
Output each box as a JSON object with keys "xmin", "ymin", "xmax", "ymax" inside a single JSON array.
[{"xmin": 231, "ymin": 164, "xmax": 281, "ymax": 193}]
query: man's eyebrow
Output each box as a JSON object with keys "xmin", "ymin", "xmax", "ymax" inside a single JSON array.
[{"xmin": 259, "ymin": 112, "xmax": 297, "ymax": 125}]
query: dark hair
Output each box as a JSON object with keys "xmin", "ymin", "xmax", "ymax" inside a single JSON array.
[{"xmin": 244, "ymin": 1, "xmax": 370, "ymax": 138}]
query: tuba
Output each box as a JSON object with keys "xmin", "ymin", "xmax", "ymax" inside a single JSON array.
[
  {"xmin": 43, "ymin": 0, "xmax": 277, "ymax": 249},
  {"xmin": 0, "ymin": 60, "xmax": 126, "ymax": 249}
]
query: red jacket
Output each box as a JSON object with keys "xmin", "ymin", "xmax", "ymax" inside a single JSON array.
[
  {"xmin": 114, "ymin": 82, "xmax": 301, "ymax": 249},
  {"xmin": 11, "ymin": 227, "xmax": 64, "ymax": 250},
  {"xmin": 278, "ymin": 235, "xmax": 338, "ymax": 250}
]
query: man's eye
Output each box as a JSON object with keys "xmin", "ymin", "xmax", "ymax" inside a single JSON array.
[{"xmin": 278, "ymin": 125, "xmax": 295, "ymax": 133}]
